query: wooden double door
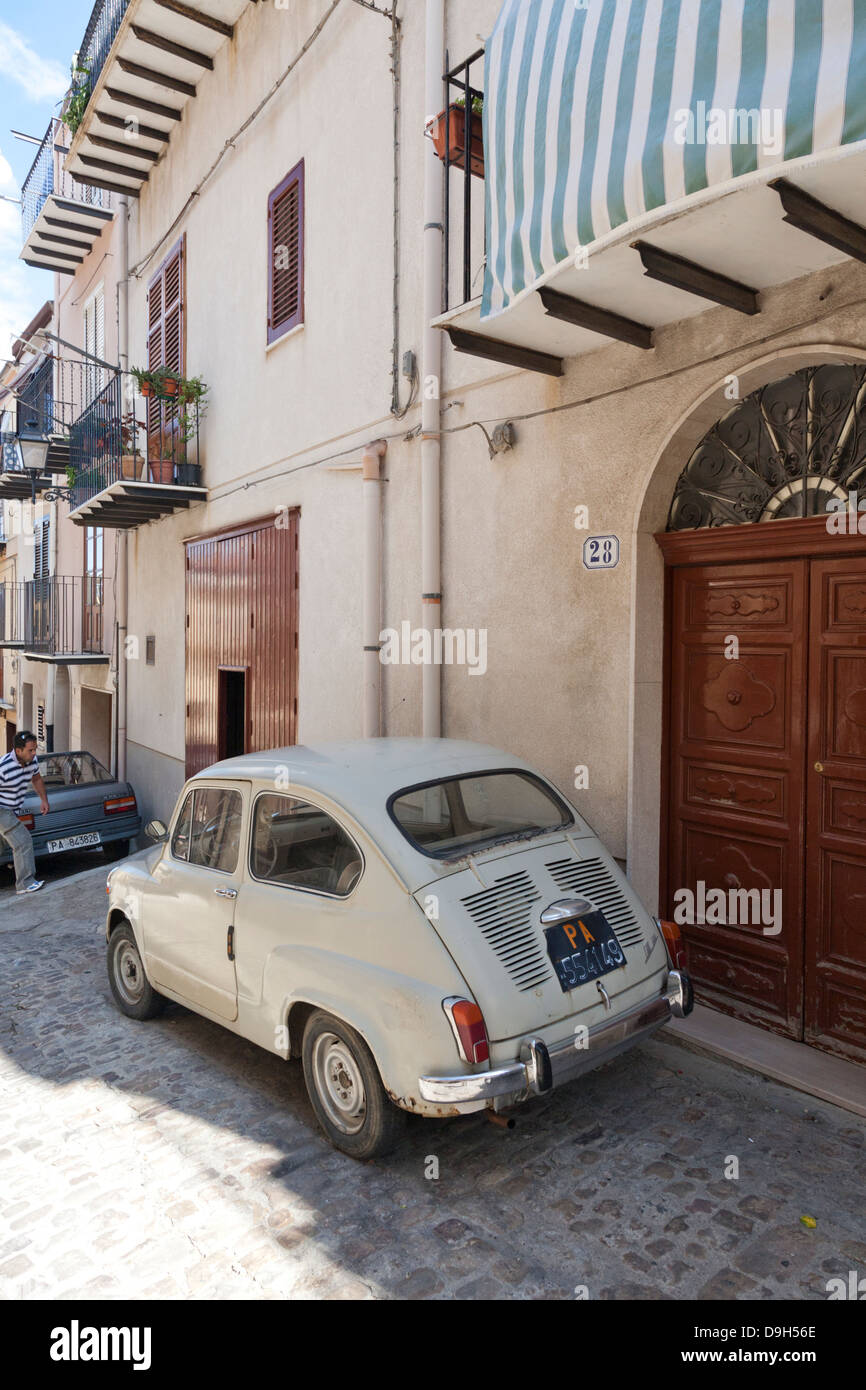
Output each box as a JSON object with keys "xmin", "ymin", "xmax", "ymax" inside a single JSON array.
[{"xmin": 664, "ymin": 538, "xmax": 866, "ymax": 1064}]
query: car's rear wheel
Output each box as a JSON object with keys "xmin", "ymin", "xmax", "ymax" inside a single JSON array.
[
  {"xmin": 103, "ymin": 839, "xmax": 130, "ymax": 863},
  {"xmin": 107, "ymin": 921, "xmax": 164, "ymax": 1020},
  {"xmin": 301, "ymin": 1010, "xmax": 406, "ymax": 1160}
]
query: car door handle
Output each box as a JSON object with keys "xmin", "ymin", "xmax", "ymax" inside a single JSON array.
[{"xmin": 214, "ymin": 887, "xmax": 238, "ymax": 899}]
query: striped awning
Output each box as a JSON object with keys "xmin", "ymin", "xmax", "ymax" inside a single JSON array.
[{"xmin": 482, "ymin": 0, "xmax": 866, "ymax": 319}]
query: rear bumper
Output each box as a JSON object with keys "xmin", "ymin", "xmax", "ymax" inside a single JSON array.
[
  {"xmin": 0, "ymin": 814, "xmax": 141, "ymax": 865},
  {"xmin": 418, "ymin": 970, "xmax": 693, "ymax": 1105}
]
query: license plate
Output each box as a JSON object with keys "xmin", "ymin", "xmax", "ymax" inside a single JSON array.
[
  {"xmin": 46, "ymin": 832, "xmax": 101, "ymax": 853},
  {"xmin": 543, "ymin": 898, "xmax": 627, "ymax": 994}
]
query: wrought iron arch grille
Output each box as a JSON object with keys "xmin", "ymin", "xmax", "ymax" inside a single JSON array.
[{"xmin": 667, "ymin": 364, "xmax": 866, "ymax": 530}]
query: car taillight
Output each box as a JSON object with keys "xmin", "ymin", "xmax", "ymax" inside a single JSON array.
[
  {"xmin": 104, "ymin": 795, "xmax": 137, "ymax": 816},
  {"xmin": 17, "ymin": 813, "xmax": 34, "ymax": 830},
  {"xmin": 443, "ymin": 997, "xmax": 489, "ymax": 1064},
  {"xmin": 659, "ymin": 918, "xmax": 688, "ymax": 971}
]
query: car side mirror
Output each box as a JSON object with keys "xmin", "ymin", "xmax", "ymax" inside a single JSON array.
[{"xmin": 145, "ymin": 819, "xmax": 168, "ymax": 841}]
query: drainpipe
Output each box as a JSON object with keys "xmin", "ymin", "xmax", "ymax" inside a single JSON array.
[
  {"xmin": 116, "ymin": 194, "xmax": 129, "ymax": 780},
  {"xmin": 362, "ymin": 439, "xmax": 387, "ymax": 738},
  {"xmin": 45, "ymin": 498, "xmax": 58, "ymax": 751},
  {"xmin": 422, "ymin": 0, "xmax": 445, "ymax": 738}
]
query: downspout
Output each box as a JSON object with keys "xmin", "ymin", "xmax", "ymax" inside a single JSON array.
[
  {"xmin": 362, "ymin": 439, "xmax": 387, "ymax": 737},
  {"xmin": 45, "ymin": 495, "xmax": 58, "ymax": 751},
  {"xmin": 422, "ymin": 0, "xmax": 445, "ymax": 737},
  {"xmin": 116, "ymin": 193, "xmax": 129, "ymax": 780}
]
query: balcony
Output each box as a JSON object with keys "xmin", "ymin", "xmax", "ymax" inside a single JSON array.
[
  {"xmin": 63, "ymin": 0, "xmax": 252, "ymax": 201},
  {"xmin": 0, "ymin": 349, "xmax": 116, "ymax": 501},
  {"xmin": 0, "ymin": 577, "xmax": 109, "ymax": 664},
  {"xmin": 433, "ymin": 6, "xmax": 866, "ymax": 378},
  {"xmin": 20, "ymin": 118, "xmax": 114, "ymax": 274}
]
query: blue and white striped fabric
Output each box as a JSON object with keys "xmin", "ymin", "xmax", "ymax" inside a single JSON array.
[{"xmin": 482, "ymin": 0, "xmax": 866, "ymax": 318}]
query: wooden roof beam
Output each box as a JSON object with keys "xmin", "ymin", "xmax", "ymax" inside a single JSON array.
[
  {"xmin": 538, "ymin": 286, "xmax": 654, "ymax": 349},
  {"xmin": 87, "ymin": 134, "xmax": 161, "ymax": 162},
  {"xmin": 443, "ymin": 325, "xmax": 563, "ymax": 376},
  {"xmin": 152, "ymin": 0, "xmax": 234, "ymax": 39},
  {"xmin": 95, "ymin": 109, "xmax": 171, "ymax": 142},
  {"xmin": 131, "ymin": 24, "xmax": 214, "ymax": 69},
  {"xmin": 66, "ymin": 173, "xmax": 141, "ymax": 198},
  {"xmin": 116, "ymin": 58, "xmax": 197, "ymax": 98},
  {"xmin": 105, "ymin": 86, "xmax": 183, "ymax": 121},
  {"xmin": 770, "ymin": 177, "xmax": 866, "ymax": 265},
  {"xmin": 632, "ymin": 240, "xmax": 759, "ymax": 315},
  {"xmin": 78, "ymin": 153, "xmax": 150, "ymax": 183}
]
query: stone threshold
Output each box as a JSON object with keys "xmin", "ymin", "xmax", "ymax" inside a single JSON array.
[{"xmin": 657, "ymin": 1003, "xmax": 866, "ymax": 1119}]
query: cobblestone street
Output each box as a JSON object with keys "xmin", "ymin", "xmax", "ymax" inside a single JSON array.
[{"xmin": 1, "ymin": 866, "xmax": 864, "ymax": 1301}]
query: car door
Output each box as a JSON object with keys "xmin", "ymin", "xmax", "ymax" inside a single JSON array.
[
  {"xmin": 231, "ymin": 790, "xmax": 366, "ymax": 1009},
  {"xmin": 142, "ymin": 781, "xmax": 248, "ymax": 1022}
]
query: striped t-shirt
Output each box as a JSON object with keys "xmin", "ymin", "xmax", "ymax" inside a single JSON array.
[{"xmin": 0, "ymin": 750, "xmax": 40, "ymax": 812}]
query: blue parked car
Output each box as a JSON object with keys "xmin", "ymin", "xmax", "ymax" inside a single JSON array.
[{"xmin": 0, "ymin": 750, "xmax": 141, "ymax": 869}]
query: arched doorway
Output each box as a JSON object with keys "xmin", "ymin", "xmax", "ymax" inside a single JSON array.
[{"xmin": 654, "ymin": 364, "xmax": 866, "ymax": 1066}]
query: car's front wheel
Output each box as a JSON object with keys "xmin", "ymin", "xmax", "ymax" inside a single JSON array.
[
  {"xmin": 107, "ymin": 921, "xmax": 164, "ymax": 1020},
  {"xmin": 301, "ymin": 1010, "xmax": 406, "ymax": 1160}
]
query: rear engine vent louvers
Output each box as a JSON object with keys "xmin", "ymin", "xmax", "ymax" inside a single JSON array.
[
  {"xmin": 545, "ymin": 857, "xmax": 644, "ymax": 949},
  {"xmin": 460, "ymin": 870, "xmax": 552, "ymax": 992}
]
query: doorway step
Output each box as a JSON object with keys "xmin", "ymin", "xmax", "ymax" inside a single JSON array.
[{"xmin": 658, "ymin": 1004, "xmax": 866, "ymax": 1119}]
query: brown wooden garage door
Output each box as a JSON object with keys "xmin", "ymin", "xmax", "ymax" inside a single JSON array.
[
  {"xmin": 185, "ymin": 512, "xmax": 299, "ymax": 776},
  {"xmin": 663, "ymin": 537, "xmax": 866, "ymax": 1065}
]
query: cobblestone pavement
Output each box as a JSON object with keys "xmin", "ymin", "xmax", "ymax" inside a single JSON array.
[{"xmin": 1, "ymin": 866, "xmax": 864, "ymax": 1301}]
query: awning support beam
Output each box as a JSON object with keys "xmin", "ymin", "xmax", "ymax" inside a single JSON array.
[
  {"xmin": 538, "ymin": 286, "xmax": 654, "ymax": 349},
  {"xmin": 770, "ymin": 177, "xmax": 866, "ymax": 265},
  {"xmin": 443, "ymin": 325, "xmax": 563, "ymax": 377},
  {"xmin": 632, "ymin": 240, "xmax": 759, "ymax": 315}
]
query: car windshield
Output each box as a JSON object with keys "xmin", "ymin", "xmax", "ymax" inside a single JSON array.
[
  {"xmin": 39, "ymin": 752, "xmax": 114, "ymax": 788},
  {"xmin": 389, "ymin": 770, "xmax": 573, "ymax": 858}
]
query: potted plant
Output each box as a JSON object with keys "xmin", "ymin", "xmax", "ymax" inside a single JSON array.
[
  {"xmin": 120, "ymin": 413, "xmax": 144, "ymax": 480},
  {"xmin": 61, "ymin": 61, "xmax": 91, "ymax": 137},
  {"xmin": 427, "ymin": 94, "xmax": 484, "ymax": 178},
  {"xmin": 174, "ymin": 376, "xmax": 208, "ymax": 486},
  {"xmin": 131, "ymin": 365, "xmax": 165, "ymax": 399}
]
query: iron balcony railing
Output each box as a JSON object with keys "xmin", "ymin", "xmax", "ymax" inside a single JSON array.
[
  {"xmin": 69, "ymin": 0, "xmax": 130, "ymax": 135},
  {"xmin": 21, "ymin": 117, "xmax": 111, "ymax": 245},
  {"xmin": 69, "ymin": 376, "xmax": 202, "ymax": 511},
  {"xmin": 440, "ymin": 49, "xmax": 486, "ymax": 312},
  {"xmin": 15, "ymin": 356, "xmax": 54, "ymax": 437},
  {"xmin": 0, "ymin": 577, "xmax": 105, "ymax": 656}
]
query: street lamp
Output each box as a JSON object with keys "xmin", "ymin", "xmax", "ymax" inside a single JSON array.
[
  {"xmin": 17, "ymin": 416, "xmax": 50, "ymax": 505},
  {"xmin": 15, "ymin": 417, "xmax": 75, "ymax": 505}
]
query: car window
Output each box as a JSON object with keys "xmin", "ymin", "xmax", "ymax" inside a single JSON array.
[
  {"xmin": 40, "ymin": 752, "xmax": 114, "ymax": 787},
  {"xmin": 171, "ymin": 787, "xmax": 243, "ymax": 874},
  {"xmin": 390, "ymin": 770, "xmax": 573, "ymax": 858},
  {"xmin": 251, "ymin": 793, "xmax": 362, "ymax": 896}
]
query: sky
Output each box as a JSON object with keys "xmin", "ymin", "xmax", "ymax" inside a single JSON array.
[{"xmin": 0, "ymin": 1, "xmax": 93, "ymax": 361}]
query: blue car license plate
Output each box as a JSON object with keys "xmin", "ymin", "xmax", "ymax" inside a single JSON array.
[{"xmin": 542, "ymin": 898, "xmax": 626, "ymax": 994}]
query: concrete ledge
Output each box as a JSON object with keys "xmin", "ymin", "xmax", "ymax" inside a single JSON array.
[{"xmin": 657, "ymin": 1003, "xmax": 866, "ymax": 1119}]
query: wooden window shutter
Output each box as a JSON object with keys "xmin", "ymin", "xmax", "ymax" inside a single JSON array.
[
  {"xmin": 267, "ymin": 160, "xmax": 304, "ymax": 344},
  {"xmin": 146, "ymin": 236, "xmax": 185, "ymax": 458}
]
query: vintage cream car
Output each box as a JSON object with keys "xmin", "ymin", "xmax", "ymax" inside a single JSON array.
[{"xmin": 105, "ymin": 739, "xmax": 693, "ymax": 1158}]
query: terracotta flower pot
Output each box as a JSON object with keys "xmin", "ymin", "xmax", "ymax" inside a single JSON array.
[
  {"xmin": 148, "ymin": 455, "xmax": 175, "ymax": 485},
  {"xmin": 162, "ymin": 376, "xmax": 180, "ymax": 397},
  {"xmin": 140, "ymin": 381, "xmax": 156, "ymax": 398},
  {"xmin": 121, "ymin": 453, "xmax": 143, "ymax": 480},
  {"xmin": 428, "ymin": 103, "xmax": 484, "ymax": 178}
]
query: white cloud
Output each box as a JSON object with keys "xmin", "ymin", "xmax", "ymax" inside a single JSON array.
[{"xmin": 0, "ymin": 21, "xmax": 68, "ymax": 104}]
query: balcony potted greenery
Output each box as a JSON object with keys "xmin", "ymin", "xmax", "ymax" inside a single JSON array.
[
  {"xmin": 175, "ymin": 376, "xmax": 208, "ymax": 486},
  {"xmin": 427, "ymin": 94, "xmax": 484, "ymax": 178},
  {"xmin": 61, "ymin": 61, "xmax": 91, "ymax": 137},
  {"xmin": 120, "ymin": 414, "xmax": 145, "ymax": 481},
  {"xmin": 131, "ymin": 368, "xmax": 208, "ymax": 484}
]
